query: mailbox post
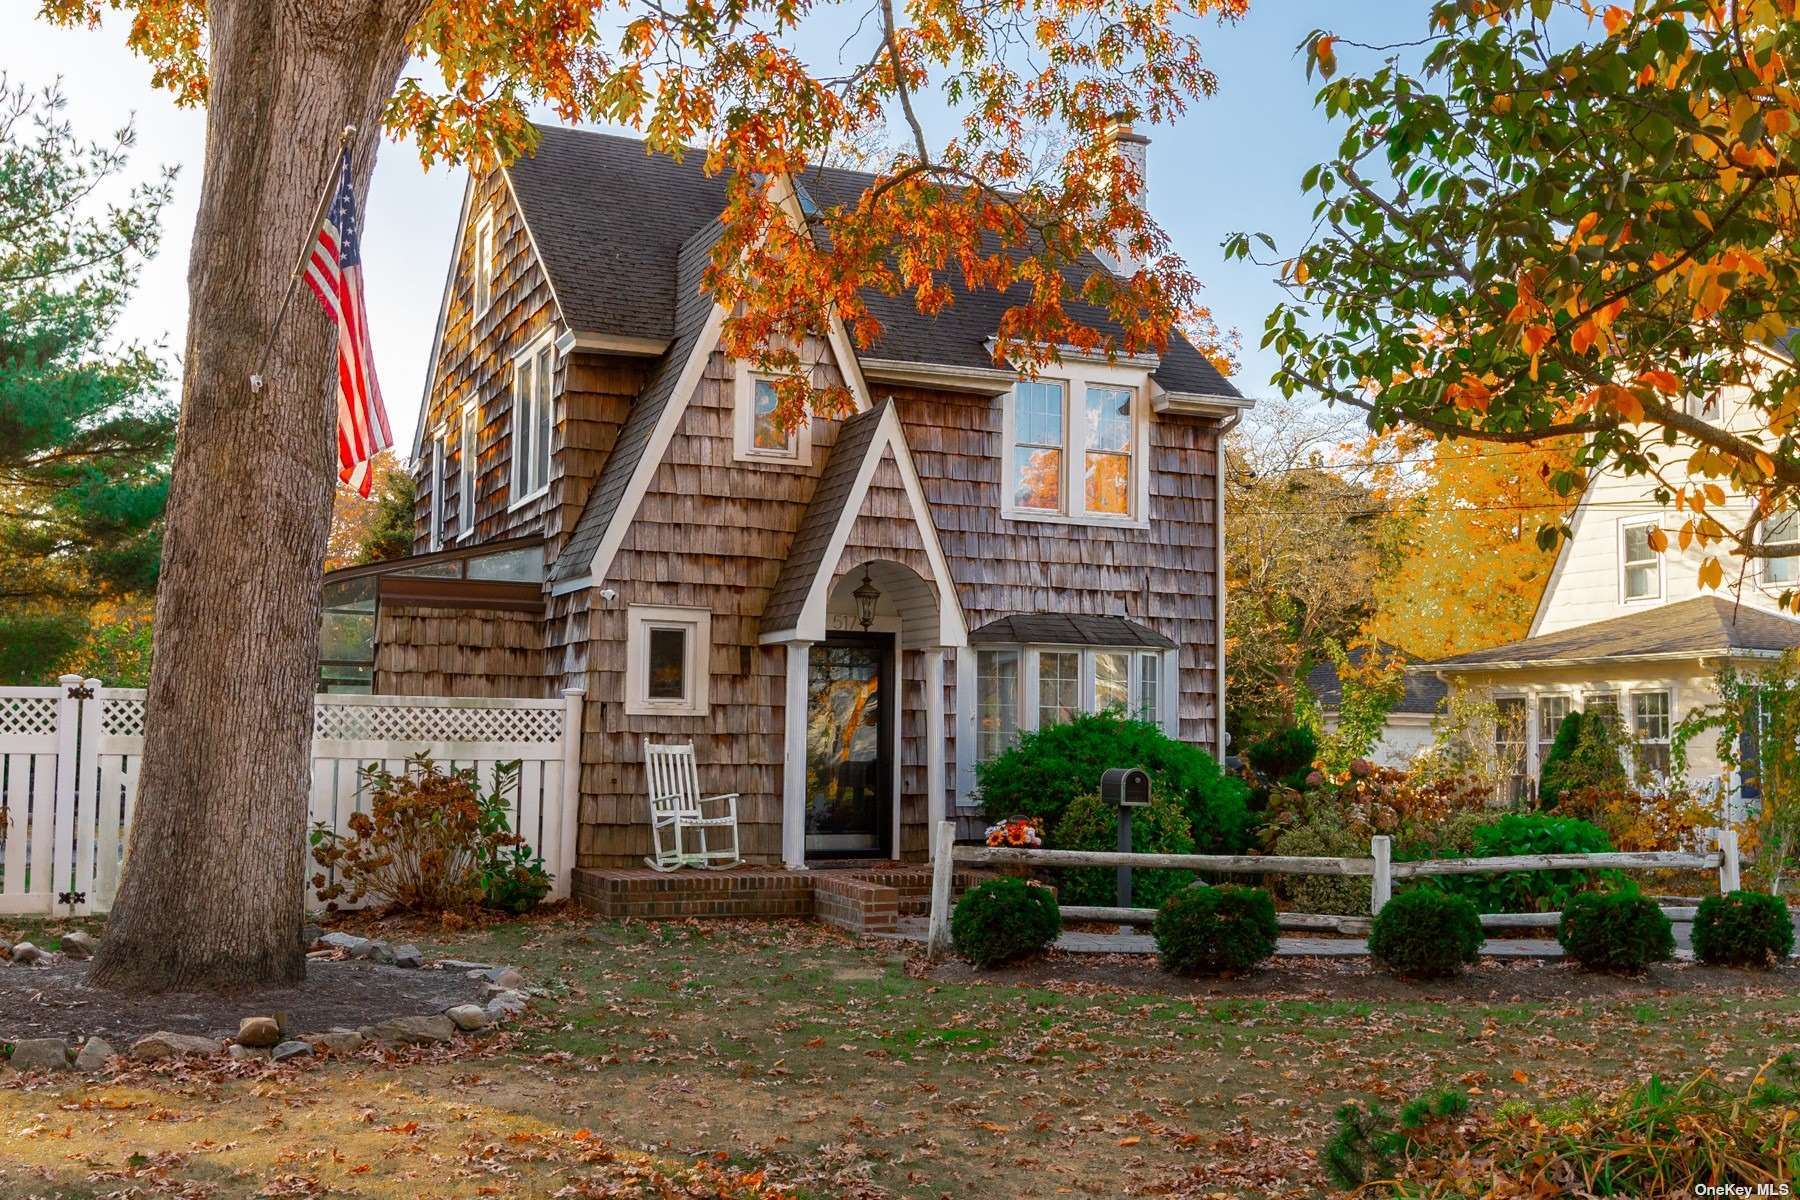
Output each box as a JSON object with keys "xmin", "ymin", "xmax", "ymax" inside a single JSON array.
[{"xmin": 1099, "ymin": 768, "xmax": 1152, "ymax": 909}]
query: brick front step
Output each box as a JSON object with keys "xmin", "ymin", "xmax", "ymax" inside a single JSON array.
[{"xmin": 572, "ymin": 863, "xmax": 989, "ymax": 933}]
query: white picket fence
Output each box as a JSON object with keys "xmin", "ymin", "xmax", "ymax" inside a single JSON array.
[{"xmin": 0, "ymin": 675, "xmax": 584, "ymax": 916}]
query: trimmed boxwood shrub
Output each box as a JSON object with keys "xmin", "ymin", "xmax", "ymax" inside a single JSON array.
[
  {"xmin": 1368, "ymin": 888, "xmax": 1484, "ymax": 979},
  {"xmin": 1152, "ymin": 883, "xmax": 1279, "ymax": 976},
  {"xmin": 1692, "ymin": 890, "xmax": 1795, "ymax": 967},
  {"xmin": 1436, "ymin": 812, "xmax": 1616, "ymax": 913},
  {"xmin": 977, "ymin": 711, "xmax": 1253, "ymax": 851},
  {"xmin": 1557, "ymin": 889, "xmax": 1674, "ymax": 972},
  {"xmin": 1053, "ymin": 789, "xmax": 1195, "ymax": 909},
  {"xmin": 1245, "ymin": 724, "xmax": 1318, "ymax": 790},
  {"xmin": 950, "ymin": 877, "xmax": 1061, "ymax": 968}
]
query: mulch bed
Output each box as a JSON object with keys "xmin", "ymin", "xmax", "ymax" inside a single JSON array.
[
  {"xmin": 925, "ymin": 952, "xmax": 1800, "ymax": 1003},
  {"xmin": 0, "ymin": 958, "xmax": 486, "ymax": 1044}
]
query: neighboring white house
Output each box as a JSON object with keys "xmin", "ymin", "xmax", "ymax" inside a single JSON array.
[
  {"xmin": 1420, "ymin": 339, "xmax": 1800, "ymax": 817},
  {"xmin": 1307, "ymin": 647, "xmax": 1445, "ymax": 767}
]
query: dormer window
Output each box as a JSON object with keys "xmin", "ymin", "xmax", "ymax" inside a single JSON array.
[
  {"xmin": 472, "ymin": 209, "xmax": 495, "ymax": 317},
  {"xmin": 1765, "ymin": 512, "xmax": 1800, "ymax": 585},
  {"xmin": 1003, "ymin": 367, "xmax": 1145, "ymax": 525},
  {"xmin": 733, "ymin": 365, "xmax": 811, "ymax": 465},
  {"xmin": 1620, "ymin": 518, "xmax": 1662, "ymax": 602},
  {"xmin": 509, "ymin": 331, "xmax": 555, "ymax": 507}
]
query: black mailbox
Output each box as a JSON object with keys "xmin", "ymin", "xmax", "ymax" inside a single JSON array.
[{"xmin": 1100, "ymin": 767, "xmax": 1151, "ymax": 808}]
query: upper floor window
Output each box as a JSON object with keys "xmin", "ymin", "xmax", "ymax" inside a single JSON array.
[
  {"xmin": 1003, "ymin": 370, "xmax": 1144, "ymax": 524},
  {"xmin": 733, "ymin": 368, "xmax": 811, "ymax": 465},
  {"xmin": 510, "ymin": 332, "xmax": 555, "ymax": 507},
  {"xmin": 427, "ymin": 431, "xmax": 446, "ymax": 553},
  {"xmin": 1620, "ymin": 519, "xmax": 1662, "ymax": 602},
  {"xmin": 472, "ymin": 209, "xmax": 495, "ymax": 317},
  {"xmin": 458, "ymin": 403, "xmax": 478, "ymax": 539},
  {"xmin": 1765, "ymin": 511, "xmax": 1800, "ymax": 585}
]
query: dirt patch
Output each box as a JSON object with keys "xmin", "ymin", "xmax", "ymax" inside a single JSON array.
[
  {"xmin": 925, "ymin": 950, "xmax": 1800, "ymax": 1002},
  {"xmin": 0, "ymin": 957, "xmax": 487, "ymax": 1044}
]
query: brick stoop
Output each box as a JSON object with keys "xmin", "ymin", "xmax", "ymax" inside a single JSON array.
[{"xmin": 571, "ymin": 862, "xmax": 991, "ymax": 931}]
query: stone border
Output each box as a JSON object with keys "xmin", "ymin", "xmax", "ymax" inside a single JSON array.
[{"xmin": 0, "ymin": 931, "xmax": 538, "ymax": 1077}]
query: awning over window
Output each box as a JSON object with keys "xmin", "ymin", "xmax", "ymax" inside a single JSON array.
[{"xmin": 969, "ymin": 614, "xmax": 1175, "ymax": 650}]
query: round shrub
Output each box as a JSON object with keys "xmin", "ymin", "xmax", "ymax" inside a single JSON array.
[
  {"xmin": 1557, "ymin": 889, "xmax": 1674, "ymax": 972},
  {"xmin": 1692, "ymin": 890, "xmax": 1794, "ymax": 968},
  {"xmin": 1436, "ymin": 812, "xmax": 1615, "ymax": 913},
  {"xmin": 1368, "ymin": 888, "xmax": 1484, "ymax": 979},
  {"xmin": 1053, "ymin": 789, "xmax": 1195, "ymax": 909},
  {"xmin": 1152, "ymin": 884, "xmax": 1278, "ymax": 976},
  {"xmin": 1245, "ymin": 724, "xmax": 1318, "ymax": 790},
  {"xmin": 1268, "ymin": 812, "xmax": 1370, "ymax": 915},
  {"xmin": 951, "ymin": 877, "xmax": 1061, "ymax": 968},
  {"xmin": 976, "ymin": 711, "xmax": 1251, "ymax": 848}
]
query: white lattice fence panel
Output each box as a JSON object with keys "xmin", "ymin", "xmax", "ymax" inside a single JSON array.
[
  {"xmin": 0, "ymin": 686, "xmax": 65, "ymax": 914},
  {"xmin": 99, "ymin": 692, "xmax": 147, "ymax": 741},
  {"xmin": 0, "ymin": 692, "xmax": 59, "ymax": 744},
  {"xmin": 313, "ymin": 698, "xmax": 565, "ymax": 746}
]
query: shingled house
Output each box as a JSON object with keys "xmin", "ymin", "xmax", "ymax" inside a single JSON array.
[{"xmin": 319, "ymin": 125, "xmax": 1252, "ymax": 869}]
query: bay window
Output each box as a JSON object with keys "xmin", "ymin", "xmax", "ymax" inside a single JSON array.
[
  {"xmin": 1037, "ymin": 651, "xmax": 1081, "ymax": 727},
  {"xmin": 965, "ymin": 644, "xmax": 1174, "ymax": 774},
  {"xmin": 975, "ymin": 649, "xmax": 1021, "ymax": 762}
]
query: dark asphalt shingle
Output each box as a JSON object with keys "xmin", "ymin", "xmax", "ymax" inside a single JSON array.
[
  {"xmin": 1427, "ymin": 596, "xmax": 1800, "ymax": 669},
  {"xmin": 968, "ymin": 614, "xmax": 1176, "ymax": 649}
]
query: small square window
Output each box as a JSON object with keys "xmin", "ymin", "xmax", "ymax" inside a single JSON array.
[
  {"xmin": 734, "ymin": 367, "xmax": 810, "ymax": 464},
  {"xmin": 626, "ymin": 605, "xmax": 711, "ymax": 717}
]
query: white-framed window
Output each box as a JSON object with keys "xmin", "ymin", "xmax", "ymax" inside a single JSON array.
[
  {"xmin": 1493, "ymin": 695, "xmax": 1529, "ymax": 805},
  {"xmin": 625, "ymin": 605, "xmax": 711, "ymax": 717},
  {"xmin": 1537, "ymin": 694, "xmax": 1572, "ymax": 771},
  {"xmin": 1632, "ymin": 689, "xmax": 1672, "ymax": 778},
  {"xmin": 1765, "ymin": 511, "xmax": 1800, "ymax": 586},
  {"xmin": 733, "ymin": 367, "xmax": 811, "ymax": 465},
  {"xmin": 458, "ymin": 402, "xmax": 478, "ymax": 540},
  {"xmin": 967, "ymin": 644, "xmax": 1174, "ymax": 769},
  {"xmin": 974, "ymin": 648, "xmax": 1022, "ymax": 763},
  {"xmin": 1002, "ymin": 366, "xmax": 1148, "ymax": 525},
  {"xmin": 472, "ymin": 209, "xmax": 495, "ymax": 317},
  {"xmin": 427, "ymin": 430, "xmax": 446, "ymax": 553},
  {"xmin": 510, "ymin": 332, "xmax": 555, "ymax": 507},
  {"xmin": 1619, "ymin": 518, "xmax": 1663, "ymax": 602}
]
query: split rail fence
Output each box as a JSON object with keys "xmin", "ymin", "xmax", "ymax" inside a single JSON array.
[
  {"xmin": 924, "ymin": 820, "xmax": 1742, "ymax": 956},
  {"xmin": 0, "ymin": 675, "xmax": 584, "ymax": 916}
]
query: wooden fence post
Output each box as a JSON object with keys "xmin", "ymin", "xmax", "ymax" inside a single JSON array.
[
  {"xmin": 1718, "ymin": 827, "xmax": 1741, "ymax": 893},
  {"xmin": 555, "ymin": 688, "xmax": 585, "ymax": 902},
  {"xmin": 1370, "ymin": 835, "xmax": 1392, "ymax": 917},
  {"xmin": 926, "ymin": 820, "xmax": 956, "ymax": 959}
]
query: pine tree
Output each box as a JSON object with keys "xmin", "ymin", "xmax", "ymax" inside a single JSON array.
[{"xmin": 0, "ymin": 78, "xmax": 175, "ymax": 681}]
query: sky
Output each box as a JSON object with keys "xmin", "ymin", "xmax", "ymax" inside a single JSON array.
[{"xmin": 4, "ymin": 3, "xmax": 1429, "ymax": 453}]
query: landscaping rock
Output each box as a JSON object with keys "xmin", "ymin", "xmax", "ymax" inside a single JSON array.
[
  {"xmin": 271, "ymin": 1040, "xmax": 313, "ymax": 1063},
  {"xmin": 358, "ymin": 940, "xmax": 391, "ymax": 962},
  {"xmin": 8, "ymin": 1038, "xmax": 73, "ymax": 1072},
  {"xmin": 319, "ymin": 931, "xmax": 371, "ymax": 955},
  {"xmin": 445, "ymin": 1004, "xmax": 492, "ymax": 1032},
  {"xmin": 10, "ymin": 941, "xmax": 46, "ymax": 966},
  {"xmin": 485, "ymin": 966, "xmax": 526, "ymax": 989},
  {"xmin": 74, "ymin": 1037, "xmax": 115, "ymax": 1073},
  {"xmin": 59, "ymin": 931, "xmax": 96, "ymax": 960},
  {"xmin": 485, "ymin": 990, "xmax": 529, "ymax": 1020},
  {"xmin": 308, "ymin": 1031, "xmax": 366, "ymax": 1055},
  {"xmin": 360, "ymin": 1015, "xmax": 456, "ymax": 1046},
  {"xmin": 228, "ymin": 1044, "xmax": 270, "ymax": 1062},
  {"xmin": 439, "ymin": 959, "xmax": 495, "ymax": 972},
  {"xmin": 237, "ymin": 1016, "xmax": 282, "ymax": 1048},
  {"xmin": 130, "ymin": 1032, "xmax": 221, "ymax": 1061},
  {"xmin": 388, "ymin": 943, "xmax": 424, "ymax": 969}
]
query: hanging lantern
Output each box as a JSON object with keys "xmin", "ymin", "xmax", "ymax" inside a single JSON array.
[{"xmin": 852, "ymin": 571, "xmax": 881, "ymax": 630}]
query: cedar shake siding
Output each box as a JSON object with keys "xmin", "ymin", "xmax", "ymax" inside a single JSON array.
[{"xmin": 375, "ymin": 605, "xmax": 550, "ymax": 699}]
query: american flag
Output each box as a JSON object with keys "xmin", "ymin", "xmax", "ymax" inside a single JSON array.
[{"xmin": 304, "ymin": 148, "xmax": 391, "ymax": 497}]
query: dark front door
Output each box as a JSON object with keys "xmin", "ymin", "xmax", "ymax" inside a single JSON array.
[{"xmin": 805, "ymin": 634, "xmax": 892, "ymax": 858}]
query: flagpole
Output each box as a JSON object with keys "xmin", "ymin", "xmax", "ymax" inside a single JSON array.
[{"xmin": 248, "ymin": 124, "xmax": 358, "ymax": 393}]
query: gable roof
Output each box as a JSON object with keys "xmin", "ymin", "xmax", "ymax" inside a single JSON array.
[
  {"xmin": 760, "ymin": 405, "xmax": 887, "ymax": 633},
  {"xmin": 548, "ymin": 219, "xmax": 725, "ymax": 589},
  {"xmin": 1304, "ymin": 646, "xmax": 1447, "ymax": 715},
  {"xmin": 969, "ymin": 614, "xmax": 1175, "ymax": 649},
  {"xmin": 1429, "ymin": 596, "xmax": 1800, "ymax": 671},
  {"xmin": 502, "ymin": 125, "xmax": 1242, "ymax": 400}
]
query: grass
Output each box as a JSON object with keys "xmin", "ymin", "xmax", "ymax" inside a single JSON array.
[{"xmin": 3, "ymin": 911, "xmax": 1798, "ymax": 1197}]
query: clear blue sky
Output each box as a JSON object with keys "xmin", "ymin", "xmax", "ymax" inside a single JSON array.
[{"xmin": 3, "ymin": 4, "xmax": 1429, "ymax": 449}]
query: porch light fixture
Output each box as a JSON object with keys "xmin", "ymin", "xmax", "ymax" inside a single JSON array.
[{"xmin": 852, "ymin": 571, "xmax": 881, "ymax": 631}]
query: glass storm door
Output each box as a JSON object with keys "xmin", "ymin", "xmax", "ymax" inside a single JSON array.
[{"xmin": 805, "ymin": 635, "xmax": 891, "ymax": 857}]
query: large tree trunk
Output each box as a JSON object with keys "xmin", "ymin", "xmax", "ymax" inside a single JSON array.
[{"xmin": 88, "ymin": 0, "xmax": 425, "ymax": 993}]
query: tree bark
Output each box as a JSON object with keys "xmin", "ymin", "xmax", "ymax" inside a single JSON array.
[{"xmin": 88, "ymin": 0, "xmax": 426, "ymax": 993}]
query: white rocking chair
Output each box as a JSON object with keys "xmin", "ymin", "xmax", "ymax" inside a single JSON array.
[{"xmin": 644, "ymin": 742, "xmax": 742, "ymax": 872}]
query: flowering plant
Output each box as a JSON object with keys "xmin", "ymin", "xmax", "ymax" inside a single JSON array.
[{"xmin": 984, "ymin": 816, "xmax": 1043, "ymax": 848}]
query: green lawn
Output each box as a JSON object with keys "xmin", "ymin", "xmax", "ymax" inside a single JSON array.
[{"xmin": 3, "ymin": 913, "xmax": 1797, "ymax": 1198}]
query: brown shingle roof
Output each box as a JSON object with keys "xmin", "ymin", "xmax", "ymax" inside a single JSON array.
[{"xmin": 1427, "ymin": 597, "xmax": 1800, "ymax": 670}]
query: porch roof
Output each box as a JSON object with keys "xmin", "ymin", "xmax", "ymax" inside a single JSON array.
[
  {"xmin": 968, "ymin": 613, "xmax": 1175, "ymax": 650},
  {"xmin": 1426, "ymin": 596, "xmax": 1800, "ymax": 672}
]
